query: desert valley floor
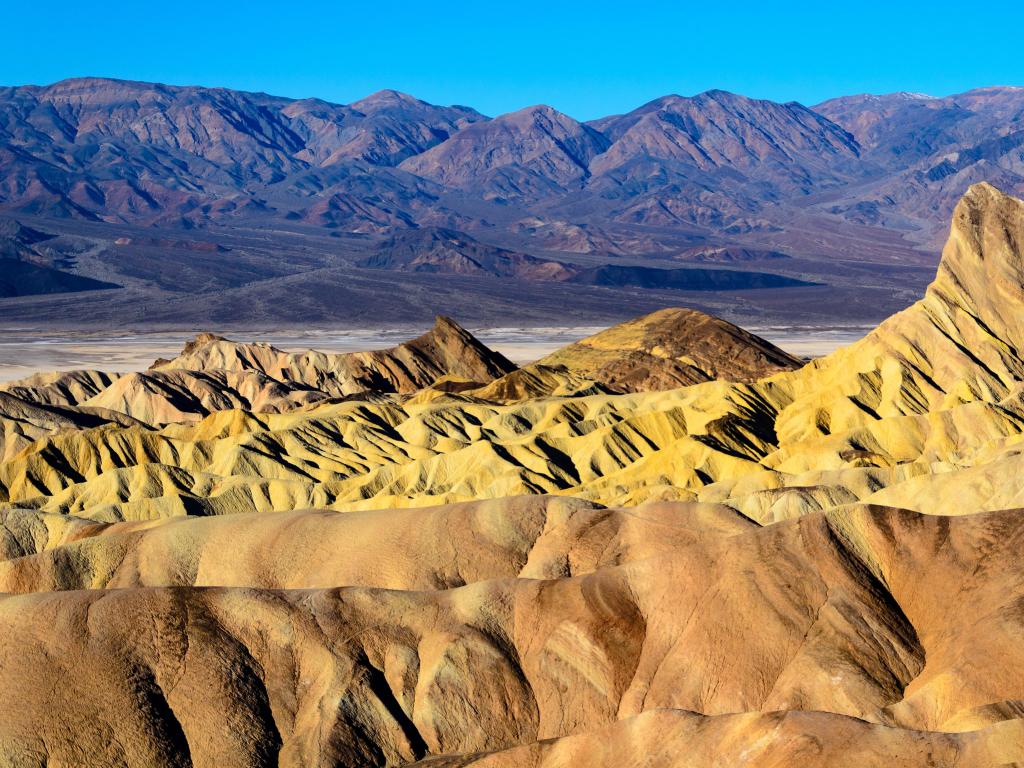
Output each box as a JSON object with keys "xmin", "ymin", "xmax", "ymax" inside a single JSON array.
[{"xmin": 2, "ymin": 184, "xmax": 1024, "ymax": 766}]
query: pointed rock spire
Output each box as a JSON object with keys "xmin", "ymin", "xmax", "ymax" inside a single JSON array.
[{"xmin": 927, "ymin": 182, "xmax": 1024, "ymax": 348}]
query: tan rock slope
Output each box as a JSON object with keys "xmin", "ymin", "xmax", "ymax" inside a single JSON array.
[
  {"xmin": 151, "ymin": 315, "xmax": 516, "ymax": 394},
  {"xmin": 0, "ymin": 499, "xmax": 1022, "ymax": 765},
  {"xmin": 2, "ymin": 183, "xmax": 1024, "ymax": 765},
  {"xmin": 472, "ymin": 306, "xmax": 803, "ymax": 399}
]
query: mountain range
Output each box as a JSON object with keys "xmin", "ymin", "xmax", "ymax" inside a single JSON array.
[{"xmin": 0, "ymin": 78, "xmax": 1022, "ymax": 326}]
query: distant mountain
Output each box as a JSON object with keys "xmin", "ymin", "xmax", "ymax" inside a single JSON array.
[
  {"xmin": 357, "ymin": 227, "xmax": 577, "ymax": 280},
  {"xmin": 816, "ymin": 87, "xmax": 1024, "ymax": 164},
  {"xmin": 815, "ymin": 87, "xmax": 1024, "ymax": 233},
  {"xmin": 0, "ymin": 77, "xmax": 1022, "ymax": 327},
  {"xmin": 590, "ymin": 90, "xmax": 860, "ymax": 181},
  {"xmin": 571, "ymin": 90, "xmax": 865, "ymax": 232},
  {"xmin": 0, "ymin": 78, "xmax": 485, "ymax": 224},
  {"xmin": 813, "ymin": 91, "xmax": 944, "ymax": 162},
  {"xmin": 399, "ymin": 104, "xmax": 610, "ymax": 200}
]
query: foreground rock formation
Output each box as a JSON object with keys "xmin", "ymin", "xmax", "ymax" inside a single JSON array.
[{"xmin": 1, "ymin": 184, "xmax": 1024, "ymax": 765}]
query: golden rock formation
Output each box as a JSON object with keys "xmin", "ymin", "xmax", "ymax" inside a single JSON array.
[
  {"xmin": 477, "ymin": 306, "xmax": 804, "ymax": 398},
  {"xmin": 151, "ymin": 315, "xmax": 516, "ymax": 396},
  {"xmin": 1, "ymin": 183, "xmax": 1024, "ymax": 765}
]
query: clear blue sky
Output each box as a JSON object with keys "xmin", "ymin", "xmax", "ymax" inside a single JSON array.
[{"xmin": 4, "ymin": 0, "xmax": 1023, "ymax": 119}]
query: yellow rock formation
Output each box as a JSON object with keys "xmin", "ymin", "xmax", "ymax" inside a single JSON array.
[{"xmin": 1, "ymin": 183, "xmax": 1024, "ymax": 765}]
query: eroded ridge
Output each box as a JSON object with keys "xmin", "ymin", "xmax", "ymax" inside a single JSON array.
[{"xmin": 1, "ymin": 184, "xmax": 1024, "ymax": 765}]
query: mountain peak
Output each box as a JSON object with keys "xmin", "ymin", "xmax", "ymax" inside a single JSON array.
[
  {"xmin": 351, "ymin": 89, "xmax": 424, "ymax": 110},
  {"xmin": 46, "ymin": 76, "xmax": 161, "ymax": 90},
  {"xmin": 39, "ymin": 77, "xmax": 178, "ymax": 101},
  {"xmin": 398, "ymin": 102, "xmax": 609, "ymax": 198},
  {"xmin": 405, "ymin": 315, "xmax": 516, "ymax": 381},
  {"xmin": 927, "ymin": 182, "xmax": 1024, "ymax": 342},
  {"xmin": 499, "ymin": 103, "xmax": 575, "ymax": 122},
  {"xmin": 697, "ymin": 88, "xmax": 744, "ymax": 101},
  {"xmin": 590, "ymin": 87, "xmax": 860, "ymax": 178}
]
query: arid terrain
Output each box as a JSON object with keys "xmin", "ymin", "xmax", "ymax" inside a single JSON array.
[
  {"xmin": 0, "ymin": 324, "xmax": 873, "ymax": 383},
  {"xmin": 6, "ymin": 79, "xmax": 1024, "ymax": 328},
  {"xmin": 0, "ymin": 182, "xmax": 1023, "ymax": 765}
]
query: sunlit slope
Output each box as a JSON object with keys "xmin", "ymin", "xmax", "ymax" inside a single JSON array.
[
  {"xmin": 0, "ymin": 498, "xmax": 1021, "ymax": 764},
  {"xmin": 470, "ymin": 307, "xmax": 803, "ymax": 399},
  {"xmin": 0, "ymin": 381, "xmax": 779, "ymax": 519},
  {"xmin": 2, "ymin": 184, "xmax": 1024, "ymax": 524}
]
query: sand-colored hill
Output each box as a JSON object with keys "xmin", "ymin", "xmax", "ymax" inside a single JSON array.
[
  {"xmin": 3, "ymin": 184, "xmax": 1024, "ymax": 764},
  {"xmin": 152, "ymin": 315, "xmax": 515, "ymax": 395},
  {"xmin": 0, "ymin": 499, "xmax": 1021, "ymax": 764},
  {"xmin": 472, "ymin": 307, "xmax": 803, "ymax": 399}
]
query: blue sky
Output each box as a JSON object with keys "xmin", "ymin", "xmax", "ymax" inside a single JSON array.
[{"xmin": 4, "ymin": 0, "xmax": 1023, "ymax": 119}]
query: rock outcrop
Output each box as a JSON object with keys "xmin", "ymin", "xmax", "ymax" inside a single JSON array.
[
  {"xmin": 484, "ymin": 307, "xmax": 804, "ymax": 399},
  {"xmin": 153, "ymin": 315, "xmax": 514, "ymax": 394}
]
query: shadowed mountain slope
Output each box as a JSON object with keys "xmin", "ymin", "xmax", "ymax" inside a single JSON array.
[
  {"xmin": 356, "ymin": 226, "xmax": 577, "ymax": 279},
  {"xmin": 0, "ymin": 217, "xmax": 119, "ymax": 296},
  {"xmin": 8, "ymin": 78, "xmax": 1022, "ymax": 325}
]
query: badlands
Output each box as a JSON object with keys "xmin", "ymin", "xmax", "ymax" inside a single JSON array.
[{"xmin": 0, "ymin": 183, "xmax": 1024, "ymax": 765}]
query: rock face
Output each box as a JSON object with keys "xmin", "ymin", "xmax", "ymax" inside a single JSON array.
[
  {"xmin": 474, "ymin": 307, "xmax": 803, "ymax": 399},
  {"xmin": 4, "ymin": 186, "xmax": 1024, "ymax": 764},
  {"xmin": 399, "ymin": 105, "xmax": 611, "ymax": 199},
  {"xmin": 150, "ymin": 314, "xmax": 516, "ymax": 396}
]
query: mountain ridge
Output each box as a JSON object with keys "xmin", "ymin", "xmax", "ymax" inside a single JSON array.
[{"xmin": 1, "ymin": 77, "xmax": 1022, "ymax": 326}]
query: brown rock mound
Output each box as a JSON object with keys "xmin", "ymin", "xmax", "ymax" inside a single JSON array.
[{"xmin": 474, "ymin": 307, "xmax": 802, "ymax": 399}]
